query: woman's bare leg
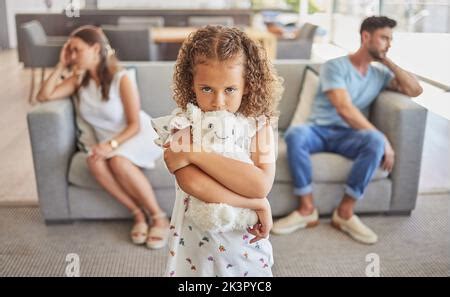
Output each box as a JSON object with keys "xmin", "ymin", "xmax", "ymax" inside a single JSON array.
[
  {"xmin": 86, "ymin": 156, "xmax": 145, "ymax": 223},
  {"xmin": 108, "ymin": 156, "xmax": 169, "ymax": 230}
]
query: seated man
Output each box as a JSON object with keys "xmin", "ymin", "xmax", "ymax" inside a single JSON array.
[{"xmin": 272, "ymin": 16, "xmax": 423, "ymax": 244}]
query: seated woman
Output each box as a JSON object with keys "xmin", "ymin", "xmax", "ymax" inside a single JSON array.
[{"xmin": 36, "ymin": 25, "xmax": 169, "ymax": 249}]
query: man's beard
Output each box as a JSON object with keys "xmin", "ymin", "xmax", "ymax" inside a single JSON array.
[{"xmin": 368, "ymin": 48, "xmax": 386, "ymax": 61}]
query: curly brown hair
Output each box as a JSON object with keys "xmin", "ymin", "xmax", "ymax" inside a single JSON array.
[{"xmin": 173, "ymin": 25, "xmax": 283, "ymax": 119}]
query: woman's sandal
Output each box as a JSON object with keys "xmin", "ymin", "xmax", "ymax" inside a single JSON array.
[
  {"xmin": 130, "ymin": 208, "xmax": 148, "ymax": 245},
  {"xmin": 146, "ymin": 212, "xmax": 169, "ymax": 250}
]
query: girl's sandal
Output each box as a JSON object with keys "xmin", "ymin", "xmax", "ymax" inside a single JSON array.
[
  {"xmin": 130, "ymin": 208, "xmax": 148, "ymax": 245},
  {"xmin": 146, "ymin": 212, "xmax": 169, "ymax": 250}
]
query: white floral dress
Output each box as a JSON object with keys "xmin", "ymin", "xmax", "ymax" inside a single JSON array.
[{"xmin": 165, "ymin": 192, "xmax": 274, "ymax": 277}]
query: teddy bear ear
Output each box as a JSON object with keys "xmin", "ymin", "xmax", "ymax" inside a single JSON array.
[
  {"xmin": 170, "ymin": 115, "xmax": 191, "ymax": 130},
  {"xmin": 170, "ymin": 107, "xmax": 183, "ymax": 116},
  {"xmin": 150, "ymin": 116, "xmax": 173, "ymax": 147},
  {"xmin": 186, "ymin": 102, "xmax": 200, "ymax": 113},
  {"xmin": 186, "ymin": 103, "xmax": 202, "ymax": 123},
  {"xmin": 154, "ymin": 138, "xmax": 164, "ymax": 147},
  {"xmin": 151, "ymin": 116, "xmax": 170, "ymax": 133},
  {"xmin": 235, "ymin": 115, "xmax": 256, "ymax": 138}
]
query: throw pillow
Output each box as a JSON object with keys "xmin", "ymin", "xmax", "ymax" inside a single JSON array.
[{"xmin": 289, "ymin": 66, "xmax": 319, "ymax": 127}]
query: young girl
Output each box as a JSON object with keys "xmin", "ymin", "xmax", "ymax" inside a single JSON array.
[{"xmin": 161, "ymin": 25, "xmax": 283, "ymax": 277}]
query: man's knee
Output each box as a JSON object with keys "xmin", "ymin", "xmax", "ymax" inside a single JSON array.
[
  {"xmin": 284, "ymin": 125, "xmax": 312, "ymax": 148},
  {"xmin": 363, "ymin": 130, "xmax": 385, "ymax": 157}
]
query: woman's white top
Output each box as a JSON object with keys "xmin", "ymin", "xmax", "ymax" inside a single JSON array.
[{"xmin": 78, "ymin": 69, "xmax": 161, "ymax": 168}]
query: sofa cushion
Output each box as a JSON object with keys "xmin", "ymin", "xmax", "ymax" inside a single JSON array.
[
  {"xmin": 269, "ymin": 179, "xmax": 391, "ymax": 216},
  {"xmin": 123, "ymin": 62, "xmax": 178, "ymax": 118},
  {"xmin": 68, "ymin": 151, "xmax": 175, "ymax": 190},
  {"xmin": 289, "ymin": 66, "xmax": 319, "ymax": 126},
  {"xmin": 276, "ymin": 135, "xmax": 389, "ymax": 183}
]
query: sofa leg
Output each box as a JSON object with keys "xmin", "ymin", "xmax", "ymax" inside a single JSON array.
[{"xmin": 28, "ymin": 67, "xmax": 35, "ymax": 104}]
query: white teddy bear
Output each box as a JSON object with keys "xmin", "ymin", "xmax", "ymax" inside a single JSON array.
[{"xmin": 151, "ymin": 103, "xmax": 258, "ymax": 233}]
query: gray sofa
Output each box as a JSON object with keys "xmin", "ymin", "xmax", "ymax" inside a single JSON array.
[{"xmin": 27, "ymin": 61, "xmax": 427, "ymax": 223}]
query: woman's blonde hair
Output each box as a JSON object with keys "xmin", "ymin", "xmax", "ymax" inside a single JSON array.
[{"xmin": 173, "ymin": 26, "xmax": 283, "ymax": 119}]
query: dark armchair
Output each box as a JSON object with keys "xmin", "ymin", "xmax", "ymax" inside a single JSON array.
[
  {"xmin": 276, "ymin": 22, "xmax": 318, "ymax": 59},
  {"xmin": 20, "ymin": 20, "xmax": 65, "ymax": 103},
  {"xmin": 101, "ymin": 25, "xmax": 159, "ymax": 61}
]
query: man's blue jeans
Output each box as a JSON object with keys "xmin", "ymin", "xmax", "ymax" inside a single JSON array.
[{"xmin": 284, "ymin": 124, "xmax": 386, "ymax": 200}]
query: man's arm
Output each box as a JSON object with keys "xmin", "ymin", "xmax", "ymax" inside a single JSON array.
[
  {"xmin": 382, "ymin": 58, "xmax": 423, "ymax": 97},
  {"xmin": 327, "ymin": 89, "xmax": 395, "ymax": 172},
  {"xmin": 326, "ymin": 89, "xmax": 376, "ymax": 130}
]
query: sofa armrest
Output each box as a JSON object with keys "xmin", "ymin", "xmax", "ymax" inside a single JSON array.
[
  {"xmin": 27, "ymin": 98, "xmax": 77, "ymax": 221},
  {"xmin": 370, "ymin": 91, "xmax": 427, "ymax": 212}
]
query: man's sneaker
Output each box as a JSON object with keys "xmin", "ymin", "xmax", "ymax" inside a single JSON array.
[
  {"xmin": 271, "ymin": 209, "xmax": 319, "ymax": 235},
  {"xmin": 331, "ymin": 210, "xmax": 378, "ymax": 244}
]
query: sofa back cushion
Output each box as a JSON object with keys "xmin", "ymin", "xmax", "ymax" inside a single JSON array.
[
  {"xmin": 125, "ymin": 61, "xmax": 321, "ymax": 130},
  {"xmin": 126, "ymin": 62, "xmax": 178, "ymax": 118}
]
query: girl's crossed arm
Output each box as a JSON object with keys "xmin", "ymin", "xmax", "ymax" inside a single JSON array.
[
  {"xmin": 174, "ymin": 164, "xmax": 272, "ymax": 242},
  {"xmin": 164, "ymin": 124, "xmax": 276, "ymax": 199},
  {"xmin": 174, "ymin": 165, "xmax": 267, "ymax": 211}
]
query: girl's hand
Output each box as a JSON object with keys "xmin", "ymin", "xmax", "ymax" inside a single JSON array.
[
  {"xmin": 90, "ymin": 142, "xmax": 113, "ymax": 162},
  {"xmin": 163, "ymin": 127, "xmax": 193, "ymax": 173},
  {"xmin": 247, "ymin": 198, "xmax": 273, "ymax": 244},
  {"xmin": 163, "ymin": 143, "xmax": 191, "ymax": 174}
]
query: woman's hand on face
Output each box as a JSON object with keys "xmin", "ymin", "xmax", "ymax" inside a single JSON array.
[
  {"xmin": 59, "ymin": 41, "xmax": 72, "ymax": 68},
  {"xmin": 247, "ymin": 198, "xmax": 273, "ymax": 244},
  {"xmin": 90, "ymin": 142, "xmax": 113, "ymax": 162}
]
